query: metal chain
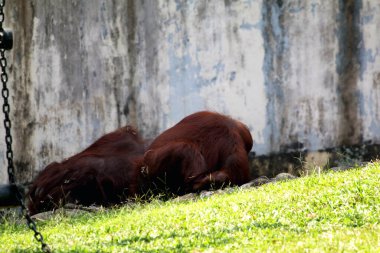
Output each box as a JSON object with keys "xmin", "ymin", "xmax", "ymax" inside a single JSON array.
[
  {"xmin": 0, "ymin": 0, "xmax": 51, "ymax": 252},
  {"xmin": 0, "ymin": 0, "xmax": 4, "ymax": 28}
]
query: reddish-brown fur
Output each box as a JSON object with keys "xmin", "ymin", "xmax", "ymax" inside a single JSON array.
[
  {"xmin": 28, "ymin": 111, "xmax": 253, "ymax": 214},
  {"xmin": 143, "ymin": 111, "xmax": 253, "ymax": 194},
  {"xmin": 27, "ymin": 126, "xmax": 145, "ymax": 215}
]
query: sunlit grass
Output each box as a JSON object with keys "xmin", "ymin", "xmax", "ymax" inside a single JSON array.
[{"xmin": 1, "ymin": 162, "xmax": 379, "ymax": 252}]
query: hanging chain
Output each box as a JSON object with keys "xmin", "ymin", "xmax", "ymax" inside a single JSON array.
[{"xmin": 0, "ymin": 1, "xmax": 51, "ymax": 252}]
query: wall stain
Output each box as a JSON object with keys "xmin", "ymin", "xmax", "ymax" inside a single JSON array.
[
  {"xmin": 261, "ymin": 0, "xmax": 288, "ymax": 153},
  {"xmin": 2, "ymin": 1, "xmax": 380, "ymax": 183},
  {"xmin": 9, "ymin": 0, "xmax": 36, "ymax": 182},
  {"xmin": 109, "ymin": 2, "xmax": 124, "ymax": 127},
  {"xmin": 123, "ymin": 0, "xmax": 138, "ymax": 126},
  {"xmin": 336, "ymin": 0, "xmax": 363, "ymax": 145}
]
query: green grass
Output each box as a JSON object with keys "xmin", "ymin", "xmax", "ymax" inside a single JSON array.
[{"xmin": 1, "ymin": 162, "xmax": 380, "ymax": 252}]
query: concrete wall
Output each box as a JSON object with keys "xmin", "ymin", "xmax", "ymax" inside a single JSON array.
[{"xmin": 1, "ymin": 0, "xmax": 380, "ymax": 183}]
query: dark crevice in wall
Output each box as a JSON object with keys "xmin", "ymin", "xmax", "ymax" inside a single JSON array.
[
  {"xmin": 112, "ymin": 61, "xmax": 123, "ymax": 127},
  {"xmin": 336, "ymin": 0, "xmax": 363, "ymax": 146}
]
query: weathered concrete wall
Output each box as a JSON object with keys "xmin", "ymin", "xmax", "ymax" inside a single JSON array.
[{"xmin": 1, "ymin": 0, "xmax": 380, "ymax": 183}]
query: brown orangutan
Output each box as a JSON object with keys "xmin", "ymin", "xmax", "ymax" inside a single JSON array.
[
  {"xmin": 143, "ymin": 111, "xmax": 253, "ymax": 194},
  {"xmin": 27, "ymin": 125, "xmax": 145, "ymax": 215},
  {"xmin": 28, "ymin": 111, "xmax": 253, "ymax": 214}
]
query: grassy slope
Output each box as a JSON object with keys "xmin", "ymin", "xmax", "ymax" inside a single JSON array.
[{"xmin": 1, "ymin": 162, "xmax": 379, "ymax": 252}]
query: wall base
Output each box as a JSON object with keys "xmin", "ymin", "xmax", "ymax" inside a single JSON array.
[{"xmin": 249, "ymin": 144, "xmax": 380, "ymax": 178}]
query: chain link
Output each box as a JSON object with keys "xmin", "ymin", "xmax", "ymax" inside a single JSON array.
[
  {"xmin": 0, "ymin": 1, "xmax": 51, "ymax": 252},
  {"xmin": 0, "ymin": 0, "xmax": 4, "ymax": 27}
]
